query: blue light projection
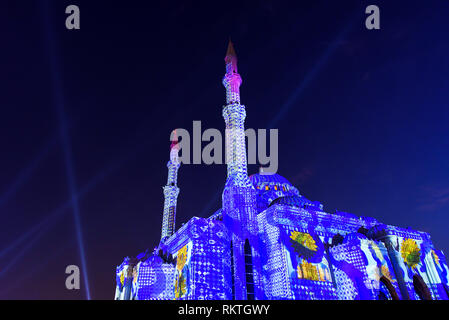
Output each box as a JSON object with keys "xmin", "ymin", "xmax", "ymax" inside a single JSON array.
[
  {"xmin": 114, "ymin": 41, "xmax": 449, "ymax": 300},
  {"xmin": 0, "ymin": 137, "xmax": 57, "ymax": 208},
  {"xmin": 41, "ymin": 1, "xmax": 91, "ymax": 300}
]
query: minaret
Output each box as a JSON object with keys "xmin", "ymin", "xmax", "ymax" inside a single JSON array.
[
  {"xmin": 222, "ymin": 40, "xmax": 248, "ymax": 180},
  {"xmin": 160, "ymin": 130, "xmax": 181, "ymax": 243},
  {"xmin": 222, "ymin": 40, "xmax": 264, "ymax": 300}
]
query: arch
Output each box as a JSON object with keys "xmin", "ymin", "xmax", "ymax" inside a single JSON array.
[
  {"xmin": 230, "ymin": 241, "xmax": 235, "ymax": 300},
  {"xmin": 379, "ymin": 276, "xmax": 400, "ymax": 300},
  {"xmin": 413, "ymin": 274, "xmax": 433, "ymax": 300},
  {"xmin": 357, "ymin": 226, "xmax": 369, "ymax": 237},
  {"xmin": 244, "ymin": 239, "xmax": 255, "ymax": 300},
  {"xmin": 331, "ymin": 233, "xmax": 344, "ymax": 246}
]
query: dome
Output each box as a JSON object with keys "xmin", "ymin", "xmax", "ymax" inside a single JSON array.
[
  {"xmin": 250, "ymin": 173, "xmax": 302, "ymax": 213},
  {"xmin": 268, "ymin": 195, "xmax": 323, "ymax": 210},
  {"xmin": 249, "ymin": 173, "xmax": 293, "ymax": 186},
  {"xmin": 268, "ymin": 195, "xmax": 306, "ymax": 208},
  {"xmin": 250, "ymin": 173, "xmax": 299, "ymax": 196},
  {"xmin": 249, "ymin": 173, "xmax": 323, "ymax": 213}
]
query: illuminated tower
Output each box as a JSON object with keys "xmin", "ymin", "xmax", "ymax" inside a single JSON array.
[
  {"xmin": 222, "ymin": 40, "xmax": 264, "ymax": 300},
  {"xmin": 222, "ymin": 40, "xmax": 247, "ymax": 180},
  {"xmin": 160, "ymin": 131, "xmax": 181, "ymax": 243}
]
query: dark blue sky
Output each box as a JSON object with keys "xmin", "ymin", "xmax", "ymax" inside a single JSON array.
[{"xmin": 1, "ymin": 0, "xmax": 448, "ymax": 299}]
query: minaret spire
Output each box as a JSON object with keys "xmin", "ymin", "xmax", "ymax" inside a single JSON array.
[
  {"xmin": 226, "ymin": 38, "xmax": 236, "ymax": 54},
  {"xmin": 160, "ymin": 130, "xmax": 181, "ymax": 243},
  {"xmin": 225, "ymin": 40, "xmax": 237, "ymax": 62},
  {"xmin": 223, "ymin": 39, "xmax": 242, "ymax": 105}
]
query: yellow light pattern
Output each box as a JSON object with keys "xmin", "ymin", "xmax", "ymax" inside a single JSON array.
[
  {"xmin": 290, "ymin": 231, "xmax": 318, "ymax": 252},
  {"xmin": 432, "ymin": 250, "xmax": 440, "ymax": 266},
  {"xmin": 381, "ymin": 264, "xmax": 395, "ymax": 282},
  {"xmin": 296, "ymin": 260, "xmax": 331, "ymax": 282},
  {"xmin": 175, "ymin": 274, "xmax": 187, "ymax": 299},
  {"xmin": 176, "ymin": 245, "xmax": 188, "ymax": 272},
  {"xmin": 400, "ymin": 238, "xmax": 421, "ymax": 269}
]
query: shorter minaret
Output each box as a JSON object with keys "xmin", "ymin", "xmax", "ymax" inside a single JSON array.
[{"xmin": 160, "ymin": 130, "xmax": 181, "ymax": 243}]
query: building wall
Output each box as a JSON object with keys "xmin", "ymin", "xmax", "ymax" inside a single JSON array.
[
  {"xmin": 258, "ymin": 205, "xmax": 340, "ymax": 299},
  {"xmin": 330, "ymin": 238, "xmax": 402, "ymax": 300},
  {"xmin": 164, "ymin": 217, "xmax": 231, "ymax": 300},
  {"xmin": 115, "ymin": 199, "xmax": 449, "ymax": 300},
  {"xmin": 382, "ymin": 233, "xmax": 449, "ymax": 300},
  {"xmin": 115, "ymin": 260, "xmax": 134, "ymax": 300},
  {"xmin": 134, "ymin": 258, "xmax": 175, "ymax": 300},
  {"xmin": 256, "ymin": 203, "xmax": 449, "ymax": 300}
]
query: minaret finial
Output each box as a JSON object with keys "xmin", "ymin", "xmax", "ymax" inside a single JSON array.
[
  {"xmin": 226, "ymin": 38, "xmax": 237, "ymax": 59},
  {"xmin": 170, "ymin": 129, "xmax": 179, "ymax": 151},
  {"xmin": 223, "ymin": 40, "xmax": 242, "ymax": 105}
]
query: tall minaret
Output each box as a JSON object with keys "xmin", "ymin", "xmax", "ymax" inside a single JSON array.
[
  {"xmin": 160, "ymin": 130, "xmax": 181, "ymax": 243},
  {"xmin": 222, "ymin": 40, "xmax": 248, "ymax": 180},
  {"xmin": 222, "ymin": 40, "xmax": 264, "ymax": 300}
]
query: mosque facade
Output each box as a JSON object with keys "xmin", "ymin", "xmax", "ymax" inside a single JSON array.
[{"xmin": 114, "ymin": 42, "xmax": 449, "ymax": 300}]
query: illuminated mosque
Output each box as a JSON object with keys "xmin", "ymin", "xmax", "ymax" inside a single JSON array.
[{"xmin": 114, "ymin": 41, "xmax": 449, "ymax": 300}]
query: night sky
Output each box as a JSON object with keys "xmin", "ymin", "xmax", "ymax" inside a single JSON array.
[{"xmin": 1, "ymin": 0, "xmax": 448, "ymax": 299}]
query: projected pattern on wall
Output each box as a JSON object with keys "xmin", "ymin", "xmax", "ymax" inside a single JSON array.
[{"xmin": 114, "ymin": 41, "xmax": 449, "ymax": 300}]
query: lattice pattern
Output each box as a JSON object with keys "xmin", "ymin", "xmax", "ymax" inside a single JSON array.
[{"xmin": 135, "ymin": 259, "xmax": 175, "ymax": 300}]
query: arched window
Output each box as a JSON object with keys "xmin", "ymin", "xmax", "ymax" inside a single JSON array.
[
  {"xmin": 413, "ymin": 274, "xmax": 433, "ymax": 300},
  {"xmin": 244, "ymin": 239, "xmax": 255, "ymax": 300},
  {"xmin": 378, "ymin": 276, "xmax": 400, "ymax": 300},
  {"xmin": 230, "ymin": 241, "xmax": 235, "ymax": 300}
]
